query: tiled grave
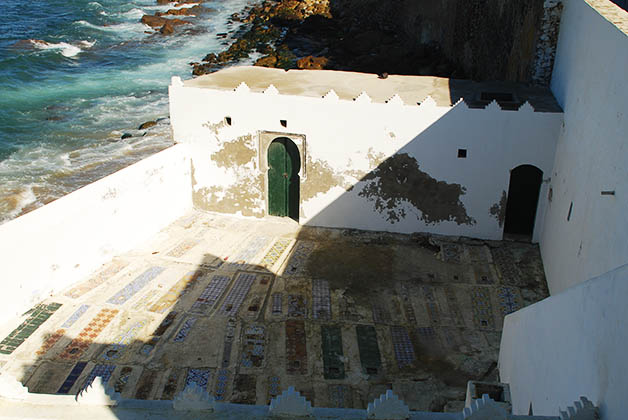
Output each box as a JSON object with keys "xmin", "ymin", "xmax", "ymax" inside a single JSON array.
[
  {"xmin": 81, "ymin": 364, "xmax": 116, "ymax": 391},
  {"xmin": 0, "ymin": 302, "xmax": 62, "ymax": 355},
  {"xmin": 1, "ymin": 211, "xmax": 549, "ymax": 411}
]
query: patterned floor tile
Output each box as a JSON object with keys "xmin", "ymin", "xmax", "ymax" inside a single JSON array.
[
  {"xmin": 107, "ymin": 266, "xmax": 165, "ymax": 305},
  {"xmin": 61, "ymin": 305, "xmax": 90, "ymax": 328},
  {"xmin": 497, "ymin": 286, "xmax": 522, "ymax": 315},
  {"xmin": 259, "ymin": 238, "xmax": 292, "ymax": 268},
  {"xmin": 232, "ymin": 236, "xmax": 270, "ymax": 265},
  {"xmin": 141, "ymin": 311, "xmax": 178, "ymax": 355},
  {"xmin": 101, "ymin": 320, "xmax": 147, "ymax": 361},
  {"xmin": 57, "ymin": 361, "xmax": 88, "ymax": 394},
  {"xmin": 58, "ymin": 308, "xmax": 118, "ymax": 360},
  {"xmin": 440, "ymin": 243, "xmax": 462, "ymax": 264},
  {"xmin": 189, "ymin": 274, "xmax": 232, "ymax": 314},
  {"xmin": 286, "ymin": 320, "xmax": 307, "ymax": 375},
  {"xmin": 390, "ymin": 326, "xmax": 415, "ymax": 369},
  {"xmin": 221, "ymin": 318, "xmax": 237, "ymax": 368},
  {"xmin": 166, "ymin": 239, "xmax": 200, "ymax": 258},
  {"xmin": 241, "ymin": 325, "xmax": 265, "ymax": 368},
  {"xmin": 356, "ymin": 325, "xmax": 382, "ymax": 375},
  {"xmin": 173, "ymin": 317, "xmax": 197, "ymax": 343},
  {"xmin": 288, "ymin": 294, "xmax": 307, "ymax": 318},
  {"xmin": 35, "ymin": 329, "xmax": 65, "ymax": 357},
  {"xmin": 64, "ymin": 261, "xmax": 128, "ymax": 299},
  {"xmin": 214, "ymin": 369, "xmax": 230, "ymax": 401},
  {"xmin": 267, "ymin": 376, "xmax": 280, "ymax": 403},
  {"xmin": 185, "ymin": 368, "xmax": 211, "ymax": 391},
  {"xmin": 422, "ymin": 286, "xmax": 440, "ymax": 325},
  {"xmin": 81, "ymin": 364, "xmax": 116, "ymax": 391},
  {"xmin": 312, "ymin": 279, "xmax": 332, "ymax": 320},
  {"xmin": 328, "ymin": 384, "xmax": 352, "ymax": 408},
  {"xmin": 219, "ymin": 272, "xmax": 255, "ymax": 316},
  {"xmin": 321, "ymin": 325, "xmax": 345, "ymax": 380},
  {"xmin": 271, "ymin": 293, "xmax": 283, "ymax": 315},
  {"xmin": 471, "ymin": 287, "xmax": 495, "ymax": 329},
  {"xmin": 0, "ymin": 302, "xmax": 62, "ymax": 355},
  {"xmin": 282, "ymin": 241, "xmax": 314, "ymax": 276},
  {"xmin": 149, "ymin": 270, "xmax": 203, "ymax": 314}
]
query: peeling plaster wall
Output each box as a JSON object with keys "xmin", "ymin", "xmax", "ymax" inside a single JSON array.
[
  {"xmin": 540, "ymin": 0, "xmax": 628, "ymax": 294},
  {"xmin": 169, "ymin": 81, "xmax": 561, "ymax": 240},
  {"xmin": 0, "ymin": 145, "xmax": 193, "ymax": 326}
]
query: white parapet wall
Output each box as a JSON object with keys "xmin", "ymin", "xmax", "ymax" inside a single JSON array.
[
  {"xmin": 169, "ymin": 68, "xmax": 563, "ymax": 241},
  {"xmin": 498, "ymin": 263, "xmax": 628, "ymax": 419},
  {"xmin": 540, "ymin": 0, "xmax": 628, "ymax": 294},
  {"xmin": 0, "ymin": 144, "xmax": 192, "ymax": 325}
]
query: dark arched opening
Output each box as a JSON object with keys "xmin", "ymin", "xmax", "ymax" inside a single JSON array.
[
  {"xmin": 503, "ymin": 165, "xmax": 543, "ymax": 239},
  {"xmin": 267, "ymin": 137, "xmax": 300, "ymax": 221}
]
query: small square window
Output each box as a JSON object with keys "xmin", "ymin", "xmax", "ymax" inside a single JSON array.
[
  {"xmin": 280, "ymin": 119, "xmax": 287, "ymax": 128},
  {"xmin": 458, "ymin": 149, "xmax": 467, "ymax": 158},
  {"xmin": 225, "ymin": 116, "xmax": 232, "ymax": 126}
]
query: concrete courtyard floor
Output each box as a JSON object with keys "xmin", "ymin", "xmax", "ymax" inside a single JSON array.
[{"xmin": 0, "ymin": 210, "xmax": 549, "ymax": 412}]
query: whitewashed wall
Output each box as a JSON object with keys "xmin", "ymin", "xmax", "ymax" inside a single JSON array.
[
  {"xmin": 540, "ymin": 0, "xmax": 628, "ymax": 294},
  {"xmin": 170, "ymin": 79, "xmax": 562, "ymax": 240},
  {"xmin": 499, "ymin": 263, "xmax": 628, "ymax": 419},
  {"xmin": 0, "ymin": 145, "xmax": 192, "ymax": 325}
]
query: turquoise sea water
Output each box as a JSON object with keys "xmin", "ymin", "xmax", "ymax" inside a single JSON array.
[{"xmin": 0, "ymin": 0, "xmax": 254, "ymax": 222}]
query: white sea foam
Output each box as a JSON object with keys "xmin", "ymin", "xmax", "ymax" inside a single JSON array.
[
  {"xmin": 30, "ymin": 40, "xmax": 82, "ymax": 57},
  {"xmin": 121, "ymin": 8, "xmax": 146, "ymax": 19}
]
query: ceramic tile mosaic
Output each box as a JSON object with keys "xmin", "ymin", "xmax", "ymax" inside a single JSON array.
[
  {"xmin": 339, "ymin": 295, "xmax": 360, "ymax": 321},
  {"xmin": 241, "ymin": 325, "xmax": 265, "ymax": 368},
  {"xmin": 114, "ymin": 366, "xmax": 133, "ymax": 393},
  {"xmin": 286, "ymin": 320, "xmax": 307, "ymax": 375},
  {"xmin": 149, "ymin": 270, "xmax": 203, "ymax": 314},
  {"xmin": 64, "ymin": 261, "xmax": 128, "ymax": 299},
  {"xmin": 81, "ymin": 364, "xmax": 116, "ymax": 391},
  {"xmin": 440, "ymin": 243, "xmax": 461, "ymax": 263},
  {"xmin": 231, "ymin": 374, "xmax": 256, "ymax": 404},
  {"xmin": 189, "ymin": 274, "xmax": 232, "ymax": 314},
  {"xmin": 166, "ymin": 239, "xmax": 200, "ymax": 258},
  {"xmin": 173, "ymin": 317, "xmax": 197, "ymax": 343},
  {"xmin": 328, "ymin": 384, "xmax": 352, "ymax": 408},
  {"xmin": 57, "ymin": 361, "xmax": 88, "ymax": 394},
  {"xmin": 288, "ymin": 294, "xmax": 307, "ymax": 318},
  {"xmin": 444, "ymin": 287, "xmax": 465, "ymax": 327},
  {"xmin": 58, "ymin": 308, "xmax": 118, "ymax": 360},
  {"xmin": 219, "ymin": 272, "xmax": 255, "ymax": 316},
  {"xmin": 416, "ymin": 326, "xmax": 439, "ymax": 346},
  {"xmin": 267, "ymin": 376, "xmax": 280, "ymax": 403},
  {"xmin": 185, "ymin": 368, "xmax": 211, "ymax": 391},
  {"xmin": 0, "ymin": 302, "xmax": 62, "ymax": 355},
  {"xmin": 61, "ymin": 305, "xmax": 90, "ymax": 328},
  {"xmin": 371, "ymin": 302, "xmax": 391, "ymax": 324},
  {"xmin": 135, "ymin": 369, "xmax": 158, "ymax": 399},
  {"xmin": 232, "ymin": 235, "xmax": 270, "ymax": 265},
  {"xmin": 422, "ymin": 286, "xmax": 440, "ymax": 325},
  {"xmin": 356, "ymin": 325, "xmax": 382, "ymax": 375},
  {"xmin": 259, "ymin": 237, "xmax": 292, "ymax": 268},
  {"xmin": 271, "ymin": 293, "xmax": 283, "ymax": 315},
  {"xmin": 131, "ymin": 291, "xmax": 156, "ymax": 312},
  {"xmin": 401, "ymin": 286, "xmax": 417, "ymax": 324},
  {"xmin": 390, "ymin": 326, "xmax": 416, "ymax": 369},
  {"xmin": 475, "ymin": 267, "xmax": 496, "ymax": 285},
  {"xmin": 471, "ymin": 287, "xmax": 495, "ymax": 329},
  {"xmin": 312, "ymin": 279, "xmax": 332, "ymax": 320},
  {"xmin": 221, "ymin": 318, "xmax": 237, "ymax": 367},
  {"xmin": 214, "ymin": 369, "xmax": 229, "ymax": 401},
  {"xmin": 141, "ymin": 311, "xmax": 178, "ymax": 355},
  {"xmin": 321, "ymin": 325, "xmax": 345, "ymax": 380},
  {"xmin": 35, "ymin": 329, "xmax": 65, "ymax": 357},
  {"xmin": 245, "ymin": 297, "xmax": 262, "ymax": 318},
  {"xmin": 282, "ymin": 241, "xmax": 314, "ymax": 276},
  {"xmin": 107, "ymin": 266, "xmax": 165, "ymax": 305},
  {"xmin": 498, "ymin": 286, "xmax": 521, "ymax": 315},
  {"xmin": 491, "ymin": 247, "xmax": 521, "ymax": 285},
  {"xmin": 101, "ymin": 320, "xmax": 147, "ymax": 361},
  {"xmin": 160, "ymin": 370, "xmax": 180, "ymax": 400}
]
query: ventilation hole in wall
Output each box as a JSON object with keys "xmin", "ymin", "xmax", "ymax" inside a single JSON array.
[
  {"xmin": 280, "ymin": 119, "xmax": 287, "ymax": 128},
  {"xmin": 458, "ymin": 149, "xmax": 467, "ymax": 158},
  {"xmin": 480, "ymin": 92, "xmax": 514, "ymax": 102},
  {"xmin": 225, "ymin": 116, "xmax": 232, "ymax": 126},
  {"xmin": 567, "ymin": 201, "xmax": 573, "ymax": 221}
]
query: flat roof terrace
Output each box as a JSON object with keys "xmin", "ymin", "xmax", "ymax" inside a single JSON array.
[
  {"xmin": 0, "ymin": 211, "xmax": 549, "ymax": 412},
  {"xmin": 183, "ymin": 66, "xmax": 562, "ymax": 112}
]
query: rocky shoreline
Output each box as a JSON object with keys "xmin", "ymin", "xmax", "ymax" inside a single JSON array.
[{"xmin": 189, "ymin": 0, "xmax": 464, "ymax": 78}]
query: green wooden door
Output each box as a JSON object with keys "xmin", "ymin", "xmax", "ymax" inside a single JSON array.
[{"xmin": 268, "ymin": 138, "xmax": 300, "ymax": 220}]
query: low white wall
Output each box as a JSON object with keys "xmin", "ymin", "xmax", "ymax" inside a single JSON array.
[
  {"xmin": 541, "ymin": 0, "xmax": 628, "ymax": 294},
  {"xmin": 498, "ymin": 263, "xmax": 628, "ymax": 419},
  {"xmin": 170, "ymin": 79, "xmax": 561, "ymax": 241},
  {"xmin": 0, "ymin": 145, "xmax": 192, "ymax": 324}
]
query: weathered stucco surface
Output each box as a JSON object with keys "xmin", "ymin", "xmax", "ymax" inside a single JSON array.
[
  {"xmin": 489, "ymin": 191, "xmax": 508, "ymax": 228},
  {"xmin": 359, "ymin": 154, "xmax": 474, "ymax": 225},
  {"xmin": 211, "ymin": 134, "xmax": 256, "ymax": 168}
]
